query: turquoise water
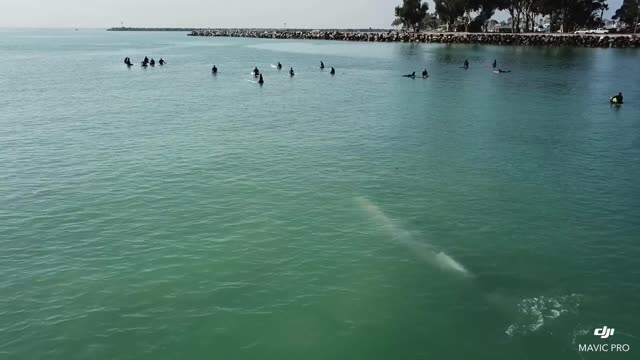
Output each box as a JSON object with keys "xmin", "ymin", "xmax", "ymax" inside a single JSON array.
[{"xmin": 1, "ymin": 29, "xmax": 640, "ymax": 359}]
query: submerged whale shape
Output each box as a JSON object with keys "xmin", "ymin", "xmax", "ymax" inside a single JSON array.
[{"xmin": 355, "ymin": 196, "xmax": 471, "ymax": 277}]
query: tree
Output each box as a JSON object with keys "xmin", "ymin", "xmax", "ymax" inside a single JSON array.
[
  {"xmin": 394, "ymin": 0, "xmax": 430, "ymax": 32},
  {"xmin": 462, "ymin": 0, "xmax": 502, "ymax": 32},
  {"xmin": 435, "ymin": 0, "xmax": 466, "ymax": 31},
  {"xmin": 613, "ymin": 0, "xmax": 640, "ymax": 33},
  {"xmin": 596, "ymin": 0, "xmax": 609, "ymax": 23}
]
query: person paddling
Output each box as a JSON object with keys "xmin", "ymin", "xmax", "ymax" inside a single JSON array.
[
  {"xmin": 402, "ymin": 72, "xmax": 416, "ymax": 78},
  {"xmin": 422, "ymin": 69, "xmax": 429, "ymax": 78}
]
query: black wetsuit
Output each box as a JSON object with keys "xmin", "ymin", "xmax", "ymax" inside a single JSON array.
[
  {"xmin": 277, "ymin": 62, "xmax": 282, "ymax": 70},
  {"xmin": 464, "ymin": 60, "xmax": 469, "ymax": 69},
  {"xmin": 422, "ymin": 69, "xmax": 429, "ymax": 78},
  {"xmin": 159, "ymin": 59, "xmax": 165, "ymax": 65},
  {"xmin": 330, "ymin": 67, "xmax": 335, "ymax": 75},
  {"xmin": 212, "ymin": 66, "xmax": 217, "ymax": 74},
  {"xmin": 403, "ymin": 72, "xmax": 416, "ymax": 78},
  {"xmin": 289, "ymin": 68, "xmax": 295, "ymax": 76},
  {"xmin": 492, "ymin": 60, "xmax": 497, "ymax": 69},
  {"xmin": 612, "ymin": 93, "xmax": 624, "ymax": 104},
  {"xmin": 150, "ymin": 59, "xmax": 155, "ymax": 66},
  {"xmin": 253, "ymin": 68, "xmax": 260, "ymax": 76},
  {"xmin": 258, "ymin": 75, "xmax": 264, "ymax": 85},
  {"xmin": 320, "ymin": 61, "xmax": 325, "ymax": 69}
]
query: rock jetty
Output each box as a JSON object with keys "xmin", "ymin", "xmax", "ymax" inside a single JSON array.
[{"xmin": 188, "ymin": 29, "xmax": 640, "ymax": 48}]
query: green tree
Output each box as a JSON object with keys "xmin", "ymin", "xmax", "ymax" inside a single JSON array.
[
  {"xmin": 435, "ymin": 0, "xmax": 466, "ymax": 31},
  {"xmin": 613, "ymin": 0, "xmax": 640, "ymax": 33},
  {"xmin": 394, "ymin": 0, "xmax": 430, "ymax": 32},
  {"xmin": 596, "ymin": 0, "xmax": 609, "ymax": 23},
  {"xmin": 463, "ymin": 0, "xmax": 506, "ymax": 32}
]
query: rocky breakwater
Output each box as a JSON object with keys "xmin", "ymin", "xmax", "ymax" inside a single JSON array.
[{"xmin": 189, "ymin": 29, "xmax": 640, "ymax": 48}]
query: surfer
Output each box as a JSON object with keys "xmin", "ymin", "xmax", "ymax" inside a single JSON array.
[
  {"xmin": 330, "ymin": 67, "xmax": 335, "ymax": 75},
  {"xmin": 159, "ymin": 58, "xmax": 165, "ymax": 65},
  {"xmin": 422, "ymin": 69, "xmax": 429, "ymax": 78},
  {"xmin": 610, "ymin": 92, "xmax": 623, "ymax": 104},
  {"xmin": 253, "ymin": 67, "xmax": 260, "ymax": 77},
  {"xmin": 496, "ymin": 69, "xmax": 511, "ymax": 73},
  {"xmin": 258, "ymin": 74, "xmax": 264, "ymax": 85},
  {"xmin": 150, "ymin": 59, "xmax": 155, "ymax": 66},
  {"xmin": 141, "ymin": 61, "xmax": 147, "ymax": 67},
  {"xmin": 320, "ymin": 61, "xmax": 325, "ymax": 69},
  {"xmin": 402, "ymin": 72, "xmax": 416, "ymax": 78},
  {"xmin": 464, "ymin": 59, "xmax": 469, "ymax": 69},
  {"xmin": 492, "ymin": 59, "xmax": 497, "ymax": 69},
  {"xmin": 277, "ymin": 62, "xmax": 282, "ymax": 70},
  {"xmin": 289, "ymin": 67, "xmax": 295, "ymax": 76},
  {"xmin": 212, "ymin": 65, "xmax": 218, "ymax": 74}
]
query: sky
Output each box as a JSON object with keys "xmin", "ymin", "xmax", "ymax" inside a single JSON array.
[{"xmin": 0, "ymin": 0, "xmax": 624, "ymax": 29}]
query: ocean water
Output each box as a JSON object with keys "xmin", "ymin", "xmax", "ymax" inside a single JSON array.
[{"xmin": 1, "ymin": 29, "xmax": 640, "ymax": 359}]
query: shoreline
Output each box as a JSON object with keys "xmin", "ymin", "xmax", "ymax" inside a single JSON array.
[{"xmin": 187, "ymin": 29, "xmax": 640, "ymax": 48}]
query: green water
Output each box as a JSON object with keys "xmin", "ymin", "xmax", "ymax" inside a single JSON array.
[{"xmin": 1, "ymin": 29, "xmax": 640, "ymax": 359}]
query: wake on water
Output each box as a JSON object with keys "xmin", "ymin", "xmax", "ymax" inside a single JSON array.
[
  {"xmin": 354, "ymin": 196, "xmax": 472, "ymax": 277},
  {"xmin": 354, "ymin": 197, "xmax": 593, "ymax": 347}
]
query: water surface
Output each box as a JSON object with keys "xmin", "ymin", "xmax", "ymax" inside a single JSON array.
[{"xmin": 1, "ymin": 29, "xmax": 640, "ymax": 360}]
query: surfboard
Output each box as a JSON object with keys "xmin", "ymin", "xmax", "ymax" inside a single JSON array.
[{"xmin": 270, "ymin": 64, "xmax": 278, "ymax": 69}]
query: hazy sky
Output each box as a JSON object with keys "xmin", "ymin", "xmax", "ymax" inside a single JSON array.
[{"xmin": 0, "ymin": 0, "xmax": 623, "ymax": 28}]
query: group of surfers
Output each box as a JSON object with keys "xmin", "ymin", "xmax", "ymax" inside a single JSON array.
[
  {"xmin": 403, "ymin": 59, "xmax": 510, "ymax": 78},
  {"xmin": 124, "ymin": 57, "xmax": 165, "ymax": 67},
  {"xmin": 210, "ymin": 61, "xmax": 336, "ymax": 85},
  {"xmin": 123, "ymin": 57, "xmax": 624, "ymax": 103}
]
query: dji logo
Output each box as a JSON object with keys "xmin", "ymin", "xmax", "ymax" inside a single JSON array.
[{"xmin": 594, "ymin": 326, "xmax": 615, "ymax": 339}]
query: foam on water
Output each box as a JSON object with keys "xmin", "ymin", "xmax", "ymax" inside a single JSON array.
[
  {"xmin": 505, "ymin": 294, "xmax": 583, "ymax": 337},
  {"xmin": 354, "ymin": 196, "xmax": 471, "ymax": 277}
]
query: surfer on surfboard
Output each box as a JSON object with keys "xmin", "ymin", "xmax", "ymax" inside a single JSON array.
[{"xmin": 610, "ymin": 92, "xmax": 623, "ymax": 104}]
